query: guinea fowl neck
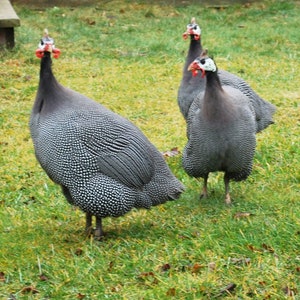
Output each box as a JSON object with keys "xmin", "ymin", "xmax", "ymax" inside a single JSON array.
[
  {"xmin": 202, "ymin": 70, "xmax": 233, "ymax": 124},
  {"xmin": 184, "ymin": 37, "xmax": 202, "ymax": 75},
  {"xmin": 39, "ymin": 52, "xmax": 59, "ymax": 90},
  {"xmin": 205, "ymin": 70, "xmax": 223, "ymax": 92},
  {"xmin": 33, "ymin": 52, "xmax": 62, "ymax": 115}
]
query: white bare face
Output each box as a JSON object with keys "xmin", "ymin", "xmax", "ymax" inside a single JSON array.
[
  {"xmin": 183, "ymin": 19, "xmax": 201, "ymax": 40},
  {"xmin": 38, "ymin": 29, "xmax": 55, "ymax": 50},
  {"xmin": 195, "ymin": 57, "xmax": 217, "ymax": 72},
  {"xmin": 186, "ymin": 23, "xmax": 201, "ymax": 36}
]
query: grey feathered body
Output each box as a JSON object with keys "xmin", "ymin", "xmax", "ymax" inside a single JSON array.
[
  {"xmin": 178, "ymin": 37, "xmax": 275, "ymax": 132},
  {"xmin": 30, "ymin": 53, "xmax": 184, "ymax": 219},
  {"xmin": 183, "ymin": 78, "xmax": 256, "ymax": 183}
]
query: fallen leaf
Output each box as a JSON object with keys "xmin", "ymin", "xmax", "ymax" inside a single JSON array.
[
  {"xmin": 108, "ymin": 261, "xmax": 114, "ymax": 271},
  {"xmin": 234, "ymin": 212, "xmax": 253, "ymax": 219},
  {"xmin": 230, "ymin": 257, "xmax": 251, "ymax": 265},
  {"xmin": 247, "ymin": 244, "xmax": 262, "ymax": 253},
  {"xmin": 75, "ymin": 248, "xmax": 83, "ymax": 256},
  {"xmin": 21, "ymin": 286, "xmax": 39, "ymax": 294},
  {"xmin": 0, "ymin": 271, "xmax": 5, "ymax": 282},
  {"xmin": 39, "ymin": 274, "xmax": 49, "ymax": 281},
  {"xmin": 24, "ymin": 75, "xmax": 32, "ymax": 81},
  {"xmin": 282, "ymin": 286, "xmax": 298, "ymax": 296},
  {"xmin": 166, "ymin": 287, "xmax": 176, "ymax": 296},
  {"xmin": 77, "ymin": 293, "xmax": 86, "ymax": 299},
  {"xmin": 111, "ymin": 284, "xmax": 122, "ymax": 292},
  {"xmin": 220, "ymin": 283, "xmax": 236, "ymax": 293},
  {"xmin": 138, "ymin": 272, "xmax": 158, "ymax": 284},
  {"xmin": 161, "ymin": 263, "xmax": 171, "ymax": 271},
  {"xmin": 208, "ymin": 262, "xmax": 216, "ymax": 271},
  {"xmin": 262, "ymin": 243, "xmax": 274, "ymax": 253},
  {"xmin": 212, "ymin": 283, "xmax": 236, "ymax": 298},
  {"xmin": 139, "ymin": 271, "xmax": 155, "ymax": 278},
  {"xmin": 87, "ymin": 19, "xmax": 96, "ymax": 25},
  {"xmin": 191, "ymin": 263, "xmax": 204, "ymax": 273}
]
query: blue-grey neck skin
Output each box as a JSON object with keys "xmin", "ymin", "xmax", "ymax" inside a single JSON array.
[
  {"xmin": 178, "ymin": 36, "xmax": 206, "ymax": 120},
  {"xmin": 202, "ymin": 68, "xmax": 236, "ymax": 126},
  {"xmin": 33, "ymin": 52, "xmax": 61, "ymax": 115}
]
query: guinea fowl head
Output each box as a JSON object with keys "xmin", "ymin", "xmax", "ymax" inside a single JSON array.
[
  {"xmin": 188, "ymin": 50, "xmax": 217, "ymax": 78},
  {"xmin": 35, "ymin": 29, "xmax": 61, "ymax": 59},
  {"xmin": 182, "ymin": 17, "xmax": 201, "ymax": 40}
]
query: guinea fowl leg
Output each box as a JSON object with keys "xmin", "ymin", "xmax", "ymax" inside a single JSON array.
[
  {"xmin": 94, "ymin": 216, "xmax": 104, "ymax": 240},
  {"xmin": 85, "ymin": 214, "xmax": 103, "ymax": 240},
  {"xmin": 224, "ymin": 175, "xmax": 231, "ymax": 205},
  {"xmin": 85, "ymin": 213, "xmax": 93, "ymax": 236},
  {"xmin": 199, "ymin": 174, "xmax": 209, "ymax": 199}
]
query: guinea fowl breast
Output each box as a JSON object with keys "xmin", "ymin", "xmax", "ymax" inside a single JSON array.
[{"xmin": 183, "ymin": 53, "xmax": 257, "ymax": 204}]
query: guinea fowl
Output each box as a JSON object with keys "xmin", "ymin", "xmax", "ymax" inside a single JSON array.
[
  {"xmin": 178, "ymin": 18, "xmax": 276, "ymax": 133},
  {"xmin": 183, "ymin": 51, "xmax": 257, "ymax": 204},
  {"xmin": 30, "ymin": 30, "xmax": 185, "ymax": 240}
]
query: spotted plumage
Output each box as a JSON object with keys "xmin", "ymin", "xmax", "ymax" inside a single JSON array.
[
  {"xmin": 178, "ymin": 18, "xmax": 276, "ymax": 133},
  {"xmin": 183, "ymin": 53, "xmax": 257, "ymax": 204},
  {"xmin": 30, "ymin": 33, "xmax": 184, "ymax": 239}
]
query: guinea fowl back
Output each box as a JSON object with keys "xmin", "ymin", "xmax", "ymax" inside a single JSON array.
[
  {"xmin": 30, "ymin": 30, "xmax": 184, "ymax": 239},
  {"xmin": 178, "ymin": 18, "xmax": 276, "ymax": 133},
  {"xmin": 217, "ymin": 69, "xmax": 276, "ymax": 132}
]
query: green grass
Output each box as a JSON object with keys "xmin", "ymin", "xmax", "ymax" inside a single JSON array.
[{"xmin": 0, "ymin": 0, "xmax": 299, "ymax": 299}]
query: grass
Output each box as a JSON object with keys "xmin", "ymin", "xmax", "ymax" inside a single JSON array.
[{"xmin": 0, "ymin": 0, "xmax": 299, "ymax": 299}]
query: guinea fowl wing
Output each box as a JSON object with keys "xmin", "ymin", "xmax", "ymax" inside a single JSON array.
[{"xmin": 74, "ymin": 111, "xmax": 155, "ymax": 189}]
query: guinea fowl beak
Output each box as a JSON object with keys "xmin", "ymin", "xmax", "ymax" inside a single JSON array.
[
  {"xmin": 44, "ymin": 44, "xmax": 53, "ymax": 53},
  {"xmin": 183, "ymin": 29, "xmax": 199, "ymax": 40},
  {"xmin": 183, "ymin": 27, "xmax": 200, "ymax": 41},
  {"xmin": 187, "ymin": 62, "xmax": 194, "ymax": 72},
  {"xmin": 35, "ymin": 43, "xmax": 61, "ymax": 59},
  {"xmin": 182, "ymin": 32, "xmax": 189, "ymax": 40}
]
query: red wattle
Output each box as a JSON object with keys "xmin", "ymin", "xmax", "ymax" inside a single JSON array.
[
  {"xmin": 53, "ymin": 48, "xmax": 61, "ymax": 59},
  {"xmin": 192, "ymin": 70, "xmax": 198, "ymax": 77},
  {"xmin": 35, "ymin": 49, "xmax": 44, "ymax": 58}
]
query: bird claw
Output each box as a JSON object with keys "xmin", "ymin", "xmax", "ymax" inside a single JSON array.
[
  {"xmin": 200, "ymin": 192, "xmax": 208, "ymax": 200},
  {"xmin": 85, "ymin": 226, "xmax": 94, "ymax": 237},
  {"xmin": 199, "ymin": 186, "xmax": 208, "ymax": 200},
  {"xmin": 94, "ymin": 228, "xmax": 105, "ymax": 241},
  {"xmin": 85, "ymin": 226, "xmax": 105, "ymax": 241},
  {"xmin": 225, "ymin": 193, "xmax": 232, "ymax": 205}
]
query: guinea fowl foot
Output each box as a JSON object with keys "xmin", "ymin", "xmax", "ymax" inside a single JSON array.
[
  {"xmin": 199, "ymin": 175, "xmax": 208, "ymax": 200},
  {"xmin": 224, "ymin": 176, "xmax": 232, "ymax": 205},
  {"xmin": 200, "ymin": 189, "xmax": 208, "ymax": 199},
  {"xmin": 94, "ymin": 216, "xmax": 104, "ymax": 241},
  {"xmin": 85, "ymin": 213, "xmax": 104, "ymax": 240},
  {"xmin": 225, "ymin": 193, "xmax": 231, "ymax": 205},
  {"xmin": 85, "ymin": 213, "xmax": 94, "ymax": 237}
]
